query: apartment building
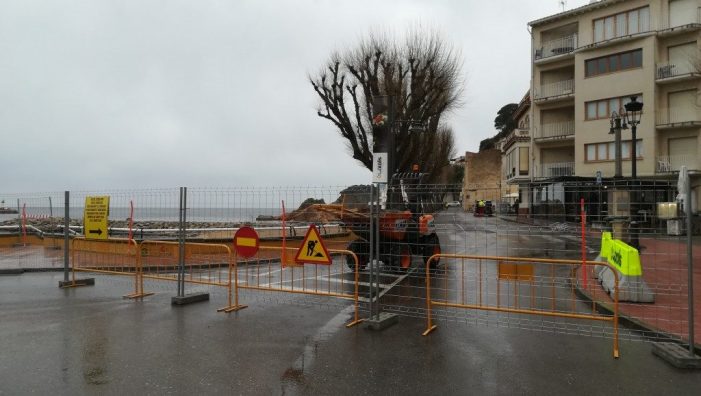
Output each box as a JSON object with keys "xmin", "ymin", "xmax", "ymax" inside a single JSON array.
[
  {"xmin": 529, "ymin": 0, "xmax": 701, "ymax": 215},
  {"xmin": 499, "ymin": 91, "xmax": 531, "ymax": 214}
]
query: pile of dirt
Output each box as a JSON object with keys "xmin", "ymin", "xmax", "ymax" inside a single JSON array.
[{"xmin": 286, "ymin": 204, "xmax": 368, "ymax": 223}]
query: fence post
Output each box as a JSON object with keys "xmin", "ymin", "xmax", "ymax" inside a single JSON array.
[
  {"xmin": 686, "ymin": 172, "xmax": 695, "ymax": 356},
  {"xmin": 177, "ymin": 187, "xmax": 186, "ymax": 297},
  {"xmin": 172, "ymin": 187, "xmax": 209, "ymax": 305},
  {"xmin": 16, "ymin": 199, "xmax": 21, "ymax": 239},
  {"xmin": 368, "ymin": 184, "xmax": 374, "ymax": 320},
  {"xmin": 58, "ymin": 191, "xmax": 95, "ymax": 288},
  {"xmin": 63, "ymin": 191, "xmax": 69, "ymax": 283}
]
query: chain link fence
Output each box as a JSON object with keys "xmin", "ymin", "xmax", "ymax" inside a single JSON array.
[{"xmin": 1, "ymin": 180, "xmax": 697, "ymax": 350}]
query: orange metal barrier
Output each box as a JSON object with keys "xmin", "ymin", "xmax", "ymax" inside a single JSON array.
[
  {"xmin": 422, "ymin": 254, "xmax": 620, "ymax": 358},
  {"xmin": 237, "ymin": 246, "xmax": 364, "ymax": 328},
  {"xmin": 65, "ymin": 237, "xmax": 151, "ymax": 298},
  {"xmin": 140, "ymin": 241, "xmax": 245, "ymax": 312},
  {"xmin": 62, "ymin": 239, "xmax": 362, "ymax": 321},
  {"xmin": 65, "ymin": 239, "xmax": 244, "ymax": 311}
]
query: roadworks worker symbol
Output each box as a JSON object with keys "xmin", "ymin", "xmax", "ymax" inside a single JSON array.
[{"xmin": 295, "ymin": 224, "xmax": 332, "ymax": 265}]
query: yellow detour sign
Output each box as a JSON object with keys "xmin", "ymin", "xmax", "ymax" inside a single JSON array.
[
  {"xmin": 598, "ymin": 232, "xmax": 642, "ymax": 276},
  {"xmin": 295, "ymin": 224, "xmax": 332, "ymax": 265},
  {"xmin": 84, "ymin": 196, "xmax": 110, "ymax": 240}
]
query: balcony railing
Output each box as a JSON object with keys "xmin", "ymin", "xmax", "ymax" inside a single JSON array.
[
  {"xmin": 536, "ymin": 121, "xmax": 574, "ymax": 139},
  {"xmin": 540, "ymin": 162, "xmax": 575, "ymax": 178},
  {"xmin": 656, "ymin": 108, "xmax": 701, "ymax": 126},
  {"xmin": 656, "ymin": 155, "xmax": 700, "ymax": 173},
  {"xmin": 534, "ymin": 79, "xmax": 574, "ymax": 101},
  {"xmin": 659, "ymin": 8, "xmax": 701, "ymax": 31},
  {"xmin": 535, "ymin": 34, "xmax": 578, "ymax": 60},
  {"xmin": 656, "ymin": 60, "xmax": 699, "ymax": 80}
]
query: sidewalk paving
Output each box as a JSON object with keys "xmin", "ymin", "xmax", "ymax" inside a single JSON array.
[
  {"xmin": 496, "ymin": 213, "xmax": 700, "ymax": 347},
  {"xmin": 577, "ymin": 235, "xmax": 701, "ymax": 348}
]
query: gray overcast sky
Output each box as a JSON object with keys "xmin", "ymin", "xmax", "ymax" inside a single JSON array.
[{"xmin": 0, "ymin": 0, "xmax": 590, "ymax": 192}]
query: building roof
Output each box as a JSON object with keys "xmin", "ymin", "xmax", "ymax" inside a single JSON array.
[{"xmin": 528, "ymin": 0, "xmax": 627, "ymax": 28}]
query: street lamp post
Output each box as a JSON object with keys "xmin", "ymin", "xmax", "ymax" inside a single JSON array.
[
  {"xmin": 609, "ymin": 112, "xmax": 624, "ymax": 178},
  {"xmin": 624, "ymin": 96, "xmax": 643, "ymax": 180},
  {"xmin": 608, "ymin": 96, "xmax": 643, "ymax": 249},
  {"xmin": 624, "ymin": 96, "xmax": 643, "ymax": 250}
]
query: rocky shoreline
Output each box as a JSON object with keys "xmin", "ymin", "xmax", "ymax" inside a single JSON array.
[{"xmin": 0, "ymin": 218, "xmax": 252, "ymax": 232}]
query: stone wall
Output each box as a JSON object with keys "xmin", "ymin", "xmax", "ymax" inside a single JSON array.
[{"xmin": 462, "ymin": 149, "xmax": 502, "ymax": 210}]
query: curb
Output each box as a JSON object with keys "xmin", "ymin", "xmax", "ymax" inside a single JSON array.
[{"xmin": 572, "ymin": 276, "xmax": 701, "ymax": 354}]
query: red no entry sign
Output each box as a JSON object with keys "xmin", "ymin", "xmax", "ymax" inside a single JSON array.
[{"xmin": 233, "ymin": 226, "xmax": 259, "ymax": 258}]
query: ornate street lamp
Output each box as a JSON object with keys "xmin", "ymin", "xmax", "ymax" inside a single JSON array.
[
  {"xmin": 623, "ymin": 95, "xmax": 643, "ymax": 179},
  {"xmin": 624, "ymin": 96, "xmax": 643, "ymax": 250},
  {"xmin": 608, "ymin": 96, "xmax": 643, "ymax": 249},
  {"xmin": 609, "ymin": 111, "xmax": 625, "ymax": 178}
]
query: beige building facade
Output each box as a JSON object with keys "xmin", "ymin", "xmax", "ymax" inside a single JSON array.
[
  {"xmin": 499, "ymin": 91, "xmax": 531, "ymax": 214},
  {"xmin": 529, "ymin": 0, "xmax": 701, "ymax": 212}
]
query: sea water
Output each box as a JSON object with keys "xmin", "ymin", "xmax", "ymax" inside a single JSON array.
[{"xmin": 0, "ymin": 207, "xmax": 281, "ymax": 223}]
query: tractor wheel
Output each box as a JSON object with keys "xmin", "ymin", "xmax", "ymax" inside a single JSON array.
[
  {"xmin": 389, "ymin": 243, "xmax": 412, "ymax": 271},
  {"xmin": 422, "ymin": 234, "xmax": 441, "ymax": 269},
  {"xmin": 345, "ymin": 239, "xmax": 368, "ymax": 271}
]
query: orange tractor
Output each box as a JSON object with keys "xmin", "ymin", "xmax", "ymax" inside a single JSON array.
[{"xmin": 342, "ymin": 172, "xmax": 442, "ymax": 271}]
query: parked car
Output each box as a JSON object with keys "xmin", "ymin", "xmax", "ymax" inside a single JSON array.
[{"xmin": 445, "ymin": 201, "xmax": 461, "ymax": 208}]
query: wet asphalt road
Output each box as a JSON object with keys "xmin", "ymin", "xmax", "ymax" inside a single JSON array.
[
  {"xmin": 2, "ymin": 210, "xmax": 701, "ymax": 394},
  {"xmin": 2, "ymin": 274, "xmax": 701, "ymax": 394}
]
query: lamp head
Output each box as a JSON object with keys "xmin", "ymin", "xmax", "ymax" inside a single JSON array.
[
  {"xmin": 624, "ymin": 95, "xmax": 643, "ymax": 124},
  {"xmin": 609, "ymin": 111, "xmax": 622, "ymax": 134}
]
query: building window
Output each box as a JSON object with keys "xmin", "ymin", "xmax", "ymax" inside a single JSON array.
[
  {"xmin": 585, "ymin": 140, "xmax": 643, "ymax": 161},
  {"xmin": 519, "ymin": 147, "xmax": 529, "ymax": 175},
  {"xmin": 585, "ymin": 94, "xmax": 642, "ymax": 120},
  {"xmin": 593, "ymin": 6, "xmax": 650, "ymax": 43},
  {"xmin": 585, "ymin": 49, "xmax": 642, "ymax": 77}
]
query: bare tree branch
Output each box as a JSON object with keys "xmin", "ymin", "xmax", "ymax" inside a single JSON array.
[{"xmin": 310, "ymin": 27, "xmax": 464, "ymax": 181}]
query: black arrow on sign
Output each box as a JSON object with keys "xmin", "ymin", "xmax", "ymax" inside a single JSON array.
[{"xmin": 88, "ymin": 229, "xmax": 103, "ymax": 236}]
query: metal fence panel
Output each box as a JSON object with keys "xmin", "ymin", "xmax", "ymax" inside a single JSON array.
[{"xmin": 1, "ymin": 182, "xmax": 697, "ymax": 348}]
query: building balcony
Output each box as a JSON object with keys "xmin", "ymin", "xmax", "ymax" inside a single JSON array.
[
  {"xmin": 578, "ymin": 11, "xmax": 654, "ymax": 51},
  {"xmin": 538, "ymin": 162, "xmax": 575, "ymax": 178},
  {"xmin": 658, "ymin": 8, "xmax": 701, "ymax": 36},
  {"xmin": 656, "ymin": 155, "xmax": 700, "ymax": 173},
  {"xmin": 656, "ymin": 108, "xmax": 701, "ymax": 129},
  {"xmin": 534, "ymin": 121, "xmax": 574, "ymax": 141},
  {"xmin": 501, "ymin": 128, "xmax": 530, "ymax": 152},
  {"xmin": 504, "ymin": 171, "xmax": 530, "ymax": 183},
  {"xmin": 533, "ymin": 80, "xmax": 574, "ymax": 103},
  {"xmin": 535, "ymin": 34, "xmax": 577, "ymax": 62},
  {"xmin": 656, "ymin": 61, "xmax": 700, "ymax": 83}
]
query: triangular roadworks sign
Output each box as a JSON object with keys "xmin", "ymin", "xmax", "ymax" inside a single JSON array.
[{"xmin": 294, "ymin": 224, "xmax": 332, "ymax": 265}]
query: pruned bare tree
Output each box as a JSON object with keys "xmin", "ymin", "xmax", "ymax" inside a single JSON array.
[{"xmin": 310, "ymin": 28, "xmax": 463, "ymax": 182}]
